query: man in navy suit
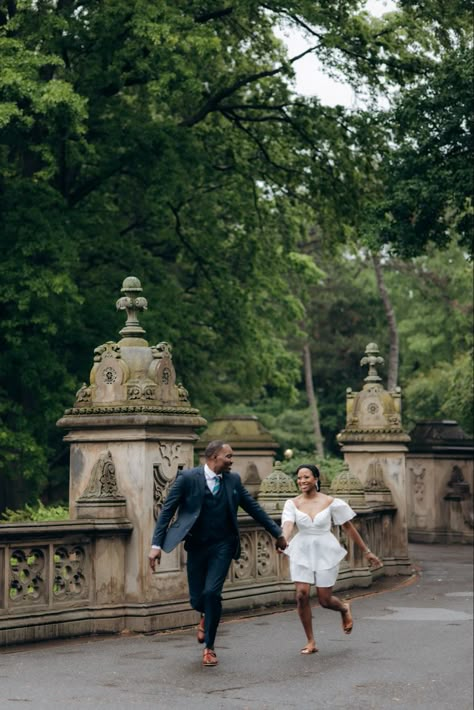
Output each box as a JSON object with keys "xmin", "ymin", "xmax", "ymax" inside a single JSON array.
[{"xmin": 148, "ymin": 439, "xmax": 287, "ymax": 666}]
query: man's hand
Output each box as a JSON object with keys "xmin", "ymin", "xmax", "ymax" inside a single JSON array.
[
  {"xmin": 148, "ymin": 547, "xmax": 162, "ymax": 571},
  {"xmin": 275, "ymin": 535, "xmax": 287, "ymax": 552}
]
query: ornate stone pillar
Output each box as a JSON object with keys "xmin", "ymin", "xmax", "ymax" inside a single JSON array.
[
  {"xmin": 406, "ymin": 420, "xmax": 473, "ymax": 543},
  {"xmin": 57, "ymin": 277, "xmax": 206, "ymax": 628},
  {"xmin": 337, "ymin": 343, "xmax": 411, "ymax": 575},
  {"xmin": 196, "ymin": 415, "xmax": 279, "ymax": 496}
]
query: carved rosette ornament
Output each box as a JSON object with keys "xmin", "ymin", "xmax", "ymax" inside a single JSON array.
[
  {"xmin": 58, "ymin": 277, "xmax": 205, "ymax": 426},
  {"xmin": 337, "ymin": 343, "xmax": 410, "ymax": 445}
]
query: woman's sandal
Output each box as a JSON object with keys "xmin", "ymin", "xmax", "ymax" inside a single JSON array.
[
  {"xmin": 341, "ymin": 601, "xmax": 353, "ymax": 635},
  {"xmin": 300, "ymin": 645, "xmax": 318, "ymax": 654}
]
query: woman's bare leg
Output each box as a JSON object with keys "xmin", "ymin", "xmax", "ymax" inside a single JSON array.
[
  {"xmin": 295, "ymin": 582, "xmax": 318, "ymax": 652},
  {"xmin": 317, "ymin": 586, "xmax": 353, "ymax": 633}
]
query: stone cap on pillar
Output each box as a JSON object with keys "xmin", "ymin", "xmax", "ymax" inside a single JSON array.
[
  {"xmin": 196, "ymin": 415, "xmax": 279, "ymax": 453},
  {"xmin": 408, "ymin": 420, "xmax": 473, "ymax": 455},
  {"xmin": 57, "ymin": 276, "xmax": 206, "ymax": 428},
  {"xmin": 337, "ymin": 342, "xmax": 410, "ymax": 445}
]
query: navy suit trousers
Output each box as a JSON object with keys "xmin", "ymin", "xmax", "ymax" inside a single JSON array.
[{"xmin": 186, "ymin": 538, "xmax": 235, "ymax": 649}]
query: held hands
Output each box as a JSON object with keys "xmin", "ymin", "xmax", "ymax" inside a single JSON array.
[
  {"xmin": 275, "ymin": 535, "xmax": 288, "ymax": 553},
  {"xmin": 148, "ymin": 547, "xmax": 162, "ymax": 571}
]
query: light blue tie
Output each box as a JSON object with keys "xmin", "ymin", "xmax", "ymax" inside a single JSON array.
[{"xmin": 212, "ymin": 476, "xmax": 221, "ymax": 495}]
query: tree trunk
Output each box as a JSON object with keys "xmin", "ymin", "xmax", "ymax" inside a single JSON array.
[
  {"xmin": 303, "ymin": 342, "xmax": 324, "ymax": 457},
  {"xmin": 372, "ymin": 253, "xmax": 399, "ymax": 390}
]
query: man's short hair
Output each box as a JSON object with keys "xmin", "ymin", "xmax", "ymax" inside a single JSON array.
[{"xmin": 204, "ymin": 440, "xmax": 227, "ymax": 459}]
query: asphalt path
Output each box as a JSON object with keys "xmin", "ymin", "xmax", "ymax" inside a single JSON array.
[{"xmin": 1, "ymin": 543, "xmax": 472, "ymax": 710}]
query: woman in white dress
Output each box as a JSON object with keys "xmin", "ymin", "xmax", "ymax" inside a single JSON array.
[{"xmin": 281, "ymin": 464, "xmax": 382, "ymax": 654}]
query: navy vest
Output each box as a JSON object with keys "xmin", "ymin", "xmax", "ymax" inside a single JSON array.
[{"xmin": 187, "ymin": 482, "xmax": 236, "ymax": 545}]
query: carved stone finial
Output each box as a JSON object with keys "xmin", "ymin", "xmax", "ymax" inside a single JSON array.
[
  {"xmin": 116, "ymin": 276, "xmax": 148, "ymax": 339},
  {"xmin": 360, "ymin": 342, "xmax": 384, "ymax": 383},
  {"xmin": 329, "ymin": 464, "xmax": 366, "ymax": 507},
  {"xmin": 258, "ymin": 462, "xmax": 298, "ymax": 511}
]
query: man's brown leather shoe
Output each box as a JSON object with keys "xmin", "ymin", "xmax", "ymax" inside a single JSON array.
[
  {"xmin": 202, "ymin": 648, "xmax": 218, "ymax": 666},
  {"xmin": 197, "ymin": 616, "xmax": 205, "ymax": 644}
]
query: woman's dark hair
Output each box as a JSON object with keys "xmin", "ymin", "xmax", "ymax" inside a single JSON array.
[{"xmin": 295, "ymin": 464, "xmax": 321, "ymax": 491}]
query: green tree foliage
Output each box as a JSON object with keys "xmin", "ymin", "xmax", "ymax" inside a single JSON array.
[
  {"xmin": 0, "ymin": 1, "xmax": 418, "ymax": 503},
  {"xmin": 384, "ymin": 242, "xmax": 473, "ymax": 434},
  {"xmin": 0, "ymin": 499, "xmax": 68, "ymax": 523},
  {"xmin": 0, "ymin": 2, "xmax": 470, "ymax": 507},
  {"xmin": 375, "ymin": 0, "xmax": 473, "ymax": 256},
  {"xmin": 239, "ymin": 239, "xmax": 472, "ymax": 453}
]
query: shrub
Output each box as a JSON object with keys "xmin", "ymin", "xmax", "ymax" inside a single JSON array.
[{"xmin": 0, "ymin": 500, "xmax": 69, "ymax": 523}]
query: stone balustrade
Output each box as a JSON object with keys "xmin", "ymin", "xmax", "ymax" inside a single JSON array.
[
  {"xmin": 0, "ymin": 519, "xmax": 132, "ymax": 645},
  {"xmin": 0, "ymin": 496, "xmax": 396, "ymax": 646},
  {"xmin": 0, "ymin": 295, "xmax": 415, "ymax": 648}
]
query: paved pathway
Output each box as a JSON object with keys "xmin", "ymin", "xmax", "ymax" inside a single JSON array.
[{"xmin": 1, "ymin": 543, "xmax": 472, "ymax": 709}]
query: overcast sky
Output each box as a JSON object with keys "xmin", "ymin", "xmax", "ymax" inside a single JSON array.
[{"xmin": 275, "ymin": 0, "xmax": 396, "ymax": 106}]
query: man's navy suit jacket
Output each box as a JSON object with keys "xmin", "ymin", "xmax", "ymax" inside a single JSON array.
[{"xmin": 151, "ymin": 465, "xmax": 282, "ymax": 560}]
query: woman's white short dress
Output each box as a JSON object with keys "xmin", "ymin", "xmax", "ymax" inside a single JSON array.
[{"xmin": 281, "ymin": 498, "xmax": 356, "ymax": 584}]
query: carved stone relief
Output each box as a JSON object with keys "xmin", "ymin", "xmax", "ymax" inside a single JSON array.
[
  {"xmin": 53, "ymin": 545, "xmax": 89, "ymax": 601},
  {"xmin": 79, "ymin": 451, "xmax": 123, "ymax": 500},
  {"xmin": 233, "ymin": 532, "xmax": 253, "ymax": 580},
  {"xmin": 127, "ymin": 382, "xmax": 156, "ymax": 401},
  {"xmin": 222, "ymin": 422, "xmax": 239, "ymax": 437},
  {"xmin": 90, "ymin": 342, "xmax": 130, "ymax": 403},
  {"xmin": 75, "ymin": 383, "xmax": 91, "ymax": 403},
  {"xmin": 365, "ymin": 460, "xmax": 391, "ymax": 493},
  {"xmin": 256, "ymin": 531, "xmax": 275, "ymax": 577},
  {"xmin": 9, "ymin": 547, "xmax": 46, "ymax": 606},
  {"xmin": 444, "ymin": 465, "xmax": 474, "ymax": 529},
  {"xmin": 409, "ymin": 464, "xmax": 426, "ymax": 504},
  {"xmin": 444, "ymin": 465, "xmax": 470, "ymax": 501},
  {"xmin": 153, "ymin": 442, "xmax": 186, "ymax": 520},
  {"xmin": 244, "ymin": 462, "xmax": 261, "ymax": 486},
  {"xmin": 148, "ymin": 342, "xmax": 180, "ymax": 403}
]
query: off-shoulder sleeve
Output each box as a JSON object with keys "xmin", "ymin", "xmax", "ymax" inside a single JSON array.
[
  {"xmin": 330, "ymin": 498, "xmax": 356, "ymax": 525},
  {"xmin": 281, "ymin": 499, "xmax": 296, "ymax": 525}
]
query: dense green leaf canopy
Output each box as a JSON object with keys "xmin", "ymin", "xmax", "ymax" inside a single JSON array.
[{"xmin": 0, "ymin": 1, "xmax": 471, "ymax": 504}]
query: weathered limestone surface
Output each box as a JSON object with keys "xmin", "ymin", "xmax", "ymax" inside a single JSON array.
[
  {"xmin": 337, "ymin": 343, "xmax": 412, "ymax": 575},
  {"xmin": 56, "ymin": 277, "xmax": 206, "ymax": 612},
  {"xmin": 406, "ymin": 420, "xmax": 473, "ymax": 543}
]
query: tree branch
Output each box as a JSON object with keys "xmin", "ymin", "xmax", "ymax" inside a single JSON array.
[
  {"xmin": 194, "ymin": 7, "xmax": 234, "ymax": 23},
  {"xmin": 181, "ymin": 44, "xmax": 318, "ymax": 127},
  {"xmin": 265, "ymin": 5, "xmax": 421, "ymax": 76},
  {"xmin": 168, "ymin": 202, "xmax": 223, "ymax": 305}
]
